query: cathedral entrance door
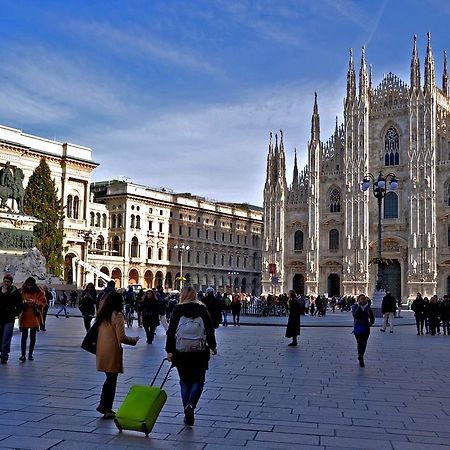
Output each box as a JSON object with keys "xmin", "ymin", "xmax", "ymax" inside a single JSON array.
[
  {"xmin": 327, "ymin": 273, "xmax": 340, "ymax": 297},
  {"xmin": 384, "ymin": 259, "xmax": 401, "ymax": 301},
  {"xmin": 293, "ymin": 274, "xmax": 305, "ymax": 295}
]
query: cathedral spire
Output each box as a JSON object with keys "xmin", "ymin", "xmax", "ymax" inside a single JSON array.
[
  {"xmin": 346, "ymin": 48, "xmax": 356, "ymax": 108},
  {"xmin": 311, "ymin": 92, "xmax": 320, "ymax": 143},
  {"xmin": 359, "ymin": 46, "xmax": 368, "ymax": 99},
  {"xmin": 369, "ymin": 64, "xmax": 373, "ymax": 90},
  {"xmin": 443, "ymin": 50, "xmax": 449, "ymax": 96},
  {"xmin": 410, "ymin": 34, "xmax": 421, "ymax": 94},
  {"xmin": 292, "ymin": 148, "xmax": 298, "ymax": 187},
  {"xmin": 424, "ymin": 32, "xmax": 435, "ymax": 93}
]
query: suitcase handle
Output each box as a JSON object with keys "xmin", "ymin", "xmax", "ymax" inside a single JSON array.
[{"xmin": 150, "ymin": 358, "xmax": 172, "ymax": 389}]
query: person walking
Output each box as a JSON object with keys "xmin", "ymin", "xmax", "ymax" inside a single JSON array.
[
  {"xmin": 0, "ymin": 274, "xmax": 22, "ymax": 364},
  {"xmin": 96, "ymin": 280, "xmax": 116, "ymax": 311},
  {"xmin": 19, "ymin": 277, "xmax": 47, "ymax": 361},
  {"xmin": 79, "ymin": 283, "xmax": 97, "ymax": 332},
  {"xmin": 440, "ymin": 295, "xmax": 450, "ymax": 336},
  {"xmin": 55, "ymin": 291, "xmax": 69, "ymax": 318},
  {"xmin": 352, "ymin": 294, "xmax": 375, "ymax": 368},
  {"xmin": 166, "ymin": 286, "xmax": 217, "ymax": 426},
  {"xmin": 202, "ymin": 287, "xmax": 222, "ymax": 328},
  {"xmin": 231, "ymin": 294, "xmax": 241, "ymax": 326},
  {"xmin": 141, "ymin": 289, "xmax": 160, "ymax": 344},
  {"xmin": 285, "ymin": 290, "xmax": 301, "ymax": 346},
  {"xmin": 95, "ymin": 291, "xmax": 139, "ymax": 419},
  {"xmin": 156, "ymin": 287, "xmax": 169, "ymax": 332},
  {"xmin": 380, "ymin": 291, "xmax": 397, "ymax": 333},
  {"xmin": 411, "ymin": 292, "xmax": 425, "ymax": 335}
]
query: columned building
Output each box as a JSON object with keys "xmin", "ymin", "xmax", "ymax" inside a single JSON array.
[
  {"xmin": 263, "ymin": 34, "xmax": 450, "ymax": 301},
  {"xmin": 0, "ymin": 124, "xmax": 263, "ymax": 293}
]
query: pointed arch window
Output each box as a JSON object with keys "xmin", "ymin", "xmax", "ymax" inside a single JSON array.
[
  {"xmin": 329, "ymin": 229, "xmax": 339, "ymax": 250},
  {"xmin": 384, "ymin": 192, "xmax": 398, "ymax": 219},
  {"xmin": 330, "ymin": 188, "xmax": 341, "ymax": 212},
  {"xmin": 90, "ymin": 212, "xmax": 95, "ymax": 227},
  {"xmin": 294, "ymin": 230, "xmax": 304, "ymax": 251},
  {"xmin": 117, "ymin": 213, "xmax": 123, "ymax": 228},
  {"xmin": 95, "ymin": 213, "xmax": 101, "ymax": 227},
  {"xmin": 66, "ymin": 195, "xmax": 73, "ymax": 218},
  {"xmin": 102, "ymin": 213, "xmax": 107, "ymax": 228},
  {"xmin": 130, "ymin": 214, "xmax": 135, "ymax": 228},
  {"xmin": 158, "ymin": 248, "xmax": 163, "ymax": 260},
  {"xmin": 136, "ymin": 215, "xmax": 141, "ymax": 229},
  {"xmin": 111, "ymin": 214, "xmax": 117, "ymax": 228},
  {"xmin": 112, "ymin": 236, "xmax": 120, "ymax": 254},
  {"xmin": 73, "ymin": 196, "xmax": 80, "ymax": 219},
  {"xmin": 384, "ymin": 126, "xmax": 400, "ymax": 166}
]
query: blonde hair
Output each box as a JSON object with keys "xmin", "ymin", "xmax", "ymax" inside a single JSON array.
[{"xmin": 179, "ymin": 286, "xmax": 197, "ymax": 304}]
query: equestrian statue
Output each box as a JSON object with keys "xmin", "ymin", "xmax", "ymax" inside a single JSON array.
[{"xmin": 0, "ymin": 162, "xmax": 25, "ymax": 214}]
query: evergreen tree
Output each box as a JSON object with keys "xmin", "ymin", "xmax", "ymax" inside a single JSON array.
[{"xmin": 24, "ymin": 158, "xmax": 64, "ymax": 276}]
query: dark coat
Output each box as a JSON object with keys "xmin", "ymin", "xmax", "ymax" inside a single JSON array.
[
  {"xmin": 411, "ymin": 297, "xmax": 425, "ymax": 315},
  {"xmin": 141, "ymin": 297, "xmax": 160, "ymax": 327},
  {"xmin": 381, "ymin": 293, "xmax": 397, "ymax": 314},
  {"xmin": 203, "ymin": 294, "xmax": 222, "ymax": 328},
  {"xmin": 0, "ymin": 285, "xmax": 22, "ymax": 324},
  {"xmin": 440, "ymin": 299, "xmax": 450, "ymax": 321},
  {"xmin": 285, "ymin": 297, "xmax": 301, "ymax": 338},
  {"xmin": 79, "ymin": 290, "xmax": 96, "ymax": 317},
  {"xmin": 166, "ymin": 302, "xmax": 216, "ymax": 371}
]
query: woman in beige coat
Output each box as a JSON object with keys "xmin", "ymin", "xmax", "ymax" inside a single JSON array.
[{"xmin": 95, "ymin": 291, "xmax": 139, "ymax": 419}]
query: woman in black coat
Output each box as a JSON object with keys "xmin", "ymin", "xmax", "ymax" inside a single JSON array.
[
  {"xmin": 79, "ymin": 283, "xmax": 97, "ymax": 332},
  {"xmin": 166, "ymin": 286, "xmax": 217, "ymax": 426},
  {"xmin": 285, "ymin": 290, "xmax": 301, "ymax": 346},
  {"xmin": 141, "ymin": 290, "xmax": 161, "ymax": 344}
]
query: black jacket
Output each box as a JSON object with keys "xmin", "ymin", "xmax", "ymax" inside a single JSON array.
[
  {"xmin": 0, "ymin": 285, "xmax": 22, "ymax": 324},
  {"xmin": 381, "ymin": 293, "xmax": 397, "ymax": 314},
  {"xmin": 165, "ymin": 302, "xmax": 216, "ymax": 370},
  {"xmin": 141, "ymin": 297, "xmax": 161, "ymax": 326},
  {"xmin": 411, "ymin": 297, "xmax": 425, "ymax": 315},
  {"xmin": 202, "ymin": 294, "xmax": 222, "ymax": 328}
]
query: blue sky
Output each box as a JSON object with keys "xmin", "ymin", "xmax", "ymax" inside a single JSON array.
[{"xmin": 0, "ymin": 0, "xmax": 449, "ymax": 205}]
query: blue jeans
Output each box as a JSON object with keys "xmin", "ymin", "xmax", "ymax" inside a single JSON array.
[
  {"xmin": 222, "ymin": 310, "xmax": 228, "ymax": 325},
  {"xmin": 56, "ymin": 305, "xmax": 68, "ymax": 316},
  {"xmin": 177, "ymin": 367, "xmax": 205, "ymax": 409},
  {"xmin": 0, "ymin": 322, "xmax": 14, "ymax": 361}
]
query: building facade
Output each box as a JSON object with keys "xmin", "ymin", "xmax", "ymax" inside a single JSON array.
[
  {"xmin": 0, "ymin": 125, "xmax": 263, "ymax": 293},
  {"xmin": 263, "ymin": 34, "xmax": 450, "ymax": 301}
]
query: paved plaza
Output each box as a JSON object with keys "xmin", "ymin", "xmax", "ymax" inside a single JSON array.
[{"xmin": 0, "ymin": 310, "xmax": 449, "ymax": 449}]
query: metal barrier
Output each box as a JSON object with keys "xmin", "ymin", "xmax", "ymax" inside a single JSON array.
[{"xmin": 242, "ymin": 299, "xmax": 287, "ymax": 316}]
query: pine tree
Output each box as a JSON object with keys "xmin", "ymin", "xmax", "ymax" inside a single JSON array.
[{"xmin": 24, "ymin": 158, "xmax": 64, "ymax": 277}]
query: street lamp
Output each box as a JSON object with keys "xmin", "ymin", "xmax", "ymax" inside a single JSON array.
[
  {"xmin": 228, "ymin": 271, "xmax": 239, "ymax": 294},
  {"xmin": 174, "ymin": 243, "xmax": 190, "ymax": 290},
  {"xmin": 361, "ymin": 171, "xmax": 398, "ymax": 313}
]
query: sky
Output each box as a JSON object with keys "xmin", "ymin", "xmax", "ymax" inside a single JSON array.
[{"xmin": 0, "ymin": 0, "xmax": 449, "ymax": 206}]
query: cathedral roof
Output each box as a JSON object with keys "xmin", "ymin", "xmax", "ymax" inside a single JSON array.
[{"xmin": 372, "ymin": 72, "xmax": 409, "ymax": 112}]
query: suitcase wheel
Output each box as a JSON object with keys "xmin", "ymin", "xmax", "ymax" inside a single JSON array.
[
  {"xmin": 114, "ymin": 418, "xmax": 123, "ymax": 432},
  {"xmin": 142, "ymin": 423, "xmax": 149, "ymax": 437}
]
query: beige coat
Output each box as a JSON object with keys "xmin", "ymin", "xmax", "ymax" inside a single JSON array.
[{"xmin": 96, "ymin": 311, "xmax": 137, "ymax": 373}]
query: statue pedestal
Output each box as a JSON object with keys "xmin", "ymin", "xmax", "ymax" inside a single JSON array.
[
  {"xmin": 370, "ymin": 288, "xmax": 386, "ymax": 318},
  {"xmin": 0, "ymin": 212, "xmax": 62, "ymax": 286}
]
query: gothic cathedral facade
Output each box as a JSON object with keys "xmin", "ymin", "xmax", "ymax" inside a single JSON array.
[{"xmin": 262, "ymin": 34, "xmax": 450, "ymax": 302}]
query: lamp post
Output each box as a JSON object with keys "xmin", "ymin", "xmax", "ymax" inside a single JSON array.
[
  {"xmin": 174, "ymin": 243, "xmax": 190, "ymax": 290},
  {"xmin": 361, "ymin": 171, "xmax": 398, "ymax": 314}
]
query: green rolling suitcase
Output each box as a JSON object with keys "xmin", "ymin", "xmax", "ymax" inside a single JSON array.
[{"xmin": 114, "ymin": 358, "xmax": 172, "ymax": 436}]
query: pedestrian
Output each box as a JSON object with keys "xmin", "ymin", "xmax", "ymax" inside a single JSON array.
[
  {"xmin": 440, "ymin": 295, "xmax": 450, "ymax": 336},
  {"xmin": 135, "ymin": 288, "xmax": 144, "ymax": 328},
  {"xmin": 141, "ymin": 289, "xmax": 160, "ymax": 344},
  {"xmin": 79, "ymin": 283, "xmax": 97, "ymax": 332},
  {"xmin": 41, "ymin": 286, "xmax": 52, "ymax": 331},
  {"xmin": 231, "ymin": 294, "xmax": 241, "ymax": 326},
  {"xmin": 352, "ymin": 293, "xmax": 375, "ymax": 368},
  {"xmin": 19, "ymin": 277, "xmax": 47, "ymax": 362},
  {"xmin": 95, "ymin": 291, "xmax": 139, "ymax": 419},
  {"xmin": 96, "ymin": 280, "xmax": 116, "ymax": 312},
  {"xmin": 156, "ymin": 286, "xmax": 169, "ymax": 332},
  {"xmin": 56, "ymin": 291, "xmax": 69, "ymax": 318},
  {"xmin": 285, "ymin": 290, "xmax": 301, "ymax": 346},
  {"xmin": 380, "ymin": 291, "xmax": 396, "ymax": 333},
  {"xmin": 0, "ymin": 274, "xmax": 23, "ymax": 364},
  {"xmin": 50, "ymin": 287, "xmax": 56, "ymax": 308},
  {"xmin": 428, "ymin": 295, "xmax": 440, "ymax": 336},
  {"xmin": 69, "ymin": 290, "xmax": 78, "ymax": 308},
  {"xmin": 165, "ymin": 286, "xmax": 217, "ymax": 426},
  {"xmin": 411, "ymin": 292, "xmax": 425, "ymax": 335},
  {"xmin": 202, "ymin": 287, "xmax": 222, "ymax": 328}
]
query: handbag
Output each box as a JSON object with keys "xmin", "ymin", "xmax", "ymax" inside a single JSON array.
[{"xmin": 81, "ymin": 321, "xmax": 99, "ymax": 354}]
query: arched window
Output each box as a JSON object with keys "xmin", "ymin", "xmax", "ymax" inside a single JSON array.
[
  {"xmin": 66, "ymin": 195, "xmax": 73, "ymax": 218},
  {"xmin": 147, "ymin": 246, "xmax": 153, "ymax": 259},
  {"xmin": 117, "ymin": 213, "xmax": 123, "ymax": 228},
  {"xmin": 90, "ymin": 212, "xmax": 95, "ymax": 226},
  {"xmin": 96, "ymin": 235, "xmax": 104, "ymax": 251},
  {"xmin": 112, "ymin": 236, "xmax": 120, "ymax": 254},
  {"xmin": 102, "ymin": 213, "xmax": 107, "ymax": 228},
  {"xmin": 330, "ymin": 188, "xmax": 341, "ymax": 213},
  {"xmin": 130, "ymin": 214, "xmax": 135, "ymax": 228},
  {"xmin": 158, "ymin": 248, "xmax": 163, "ymax": 260},
  {"xmin": 384, "ymin": 126, "xmax": 400, "ymax": 166},
  {"xmin": 73, "ymin": 196, "xmax": 80, "ymax": 219},
  {"xmin": 136, "ymin": 215, "xmax": 141, "ymax": 229},
  {"xmin": 111, "ymin": 214, "xmax": 117, "ymax": 228},
  {"xmin": 384, "ymin": 192, "xmax": 398, "ymax": 219},
  {"xmin": 130, "ymin": 237, "xmax": 139, "ymax": 258},
  {"xmin": 447, "ymin": 185, "xmax": 450, "ymax": 206},
  {"xmin": 95, "ymin": 213, "xmax": 101, "ymax": 227},
  {"xmin": 329, "ymin": 229, "xmax": 339, "ymax": 250},
  {"xmin": 294, "ymin": 230, "xmax": 304, "ymax": 251}
]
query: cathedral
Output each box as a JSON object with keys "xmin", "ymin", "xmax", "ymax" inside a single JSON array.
[{"xmin": 262, "ymin": 34, "xmax": 450, "ymax": 302}]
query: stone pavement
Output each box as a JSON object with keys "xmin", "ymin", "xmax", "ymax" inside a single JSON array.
[{"xmin": 0, "ymin": 311, "xmax": 449, "ymax": 449}]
